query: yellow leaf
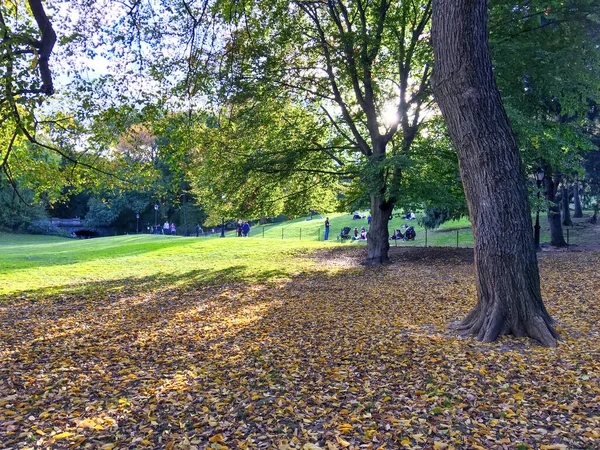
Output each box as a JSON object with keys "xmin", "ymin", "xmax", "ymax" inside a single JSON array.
[
  {"xmin": 209, "ymin": 434, "xmax": 225, "ymax": 444},
  {"xmin": 433, "ymin": 443, "xmax": 448, "ymax": 449},
  {"xmin": 337, "ymin": 423, "xmax": 353, "ymax": 433},
  {"xmin": 479, "ymin": 367, "xmax": 487, "ymax": 375},
  {"xmin": 302, "ymin": 444, "xmax": 324, "ymax": 450},
  {"xmin": 401, "ymin": 436, "xmax": 411, "ymax": 446},
  {"xmin": 53, "ymin": 432, "xmax": 74, "ymax": 440},
  {"xmin": 336, "ymin": 435, "xmax": 351, "ymax": 447}
]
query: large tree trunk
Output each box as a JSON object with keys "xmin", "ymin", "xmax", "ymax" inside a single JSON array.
[
  {"xmin": 546, "ymin": 174, "xmax": 567, "ymax": 247},
  {"xmin": 432, "ymin": 0, "xmax": 559, "ymax": 346},
  {"xmin": 562, "ymin": 185, "xmax": 573, "ymax": 226},
  {"xmin": 573, "ymin": 180, "xmax": 583, "ymax": 218},
  {"xmin": 366, "ymin": 191, "xmax": 392, "ymax": 265},
  {"xmin": 365, "ymin": 144, "xmax": 394, "ymax": 265}
]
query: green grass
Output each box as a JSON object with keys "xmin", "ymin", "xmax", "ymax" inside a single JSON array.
[
  {"xmin": 2, "ymin": 211, "xmax": 596, "ymax": 296},
  {"xmin": 232, "ymin": 212, "xmax": 473, "ymax": 244},
  {"xmin": 238, "ymin": 210, "xmax": 598, "ymax": 248},
  {"xmin": 0, "ymin": 233, "xmax": 331, "ymax": 296}
]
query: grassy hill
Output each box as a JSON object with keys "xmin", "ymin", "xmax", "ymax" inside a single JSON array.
[
  {"xmin": 0, "ymin": 233, "xmax": 329, "ymax": 296},
  {"xmin": 229, "ymin": 212, "xmax": 474, "ymax": 246}
]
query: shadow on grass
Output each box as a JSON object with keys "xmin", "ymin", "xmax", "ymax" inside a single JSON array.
[
  {"xmin": 0, "ymin": 264, "xmax": 291, "ymax": 303},
  {"xmin": 0, "ymin": 235, "xmax": 197, "ymax": 272}
]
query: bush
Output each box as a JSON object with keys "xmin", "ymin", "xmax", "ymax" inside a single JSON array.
[
  {"xmin": 418, "ymin": 207, "xmax": 452, "ymax": 230},
  {"xmin": 27, "ymin": 219, "xmax": 72, "ymax": 238}
]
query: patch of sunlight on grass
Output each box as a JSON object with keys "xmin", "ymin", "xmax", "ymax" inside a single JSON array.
[{"xmin": 0, "ymin": 234, "xmax": 332, "ymax": 296}]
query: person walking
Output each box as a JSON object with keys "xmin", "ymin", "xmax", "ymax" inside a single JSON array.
[
  {"xmin": 196, "ymin": 224, "xmax": 202, "ymax": 237},
  {"xmin": 170, "ymin": 223, "xmax": 176, "ymax": 235},
  {"xmin": 163, "ymin": 221, "xmax": 169, "ymax": 235},
  {"xmin": 242, "ymin": 221, "xmax": 250, "ymax": 237},
  {"xmin": 324, "ymin": 217, "xmax": 330, "ymax": 240}
]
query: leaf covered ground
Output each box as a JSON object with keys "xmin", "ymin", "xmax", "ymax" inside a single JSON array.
[{"xmin": 1, "ymin": 244, "xmax": 599, "ymax": 450}]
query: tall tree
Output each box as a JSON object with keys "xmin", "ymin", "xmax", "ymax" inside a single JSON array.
[
  {"xmin": 208, "ymin": 0, "xmax": 434, "ymax": 264},
  {"xmin": 562, "ymin": 184, "xmax": 573, "ymax": 226},
  {"xmin": 573, "ymin": 180, "xmax": 583, "ymax": 218},
  {"xmin": 432, "ymin": 0, "xmax": 559, "ymax": 346},
  {"xmin": 489, "ymin": 0, "xmax": 600, "ymax": 245},
  {"xmin": 544, "ymin": 166, "xmax": 567, "ymax": 246}
]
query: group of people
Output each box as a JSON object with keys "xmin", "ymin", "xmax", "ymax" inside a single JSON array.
[
  {"xmin": 236, "ymin": 219, "xmax": 251, "ymax": 237},
  {"xmin": 150, "ymin": 221, "xmax": 177, "ymax": 235},
  {"xmin": 352, "ymin": 226, "xmax": 368, "ymax": 240},
  {"xmin": 390, "ymin": 224, "xmax": 416, "ymax": 241}
]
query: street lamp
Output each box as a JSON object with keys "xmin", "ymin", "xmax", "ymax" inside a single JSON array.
[
  {"xmin": 534, "ymin": 168, "xmax": 545, "ymax": 250},
  {"xmin": 220, "ymin": 217, "xmax": 225, "ymax": 237},
  {"xmin": 136, "ymin": 213, "xmax": 140, "ymax": 233},
  {"xmin": 154, "ymin": 204, "xmax": 159, "ymax": 230}
]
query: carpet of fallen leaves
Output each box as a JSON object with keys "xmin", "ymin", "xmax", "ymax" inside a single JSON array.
[{"xmin": 1, "ymin": 247, "xmax": 599, "ymax": 450}]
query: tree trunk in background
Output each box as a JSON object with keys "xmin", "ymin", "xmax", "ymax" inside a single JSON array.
[
  {"xmin": 546, "ymin": 174, "xmax": 567, "ymax": 246},
  {"xmin": 365, "ymin": 145, "xmax": 393, "ymax": 266},
  {"xmin": 432, "ymin": 0, "xmax": 559, "ymax": 346},
  {"xmin": 366, "ymin": 190, "xmax": 392, "ymax": 265},
  {"xmin": 562, "ymin": 185, "xmax": 573, "ymax": 226},
  {"xmin": 573, "ymin": 181, "xmax": 583, "ymax": 218}
]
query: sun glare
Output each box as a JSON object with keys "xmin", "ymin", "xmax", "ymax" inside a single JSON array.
[{"xmin": 381, "ymin": 103, "xmax": 399, "ymax": 127}]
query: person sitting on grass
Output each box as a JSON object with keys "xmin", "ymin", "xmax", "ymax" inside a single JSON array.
[
  {"xmin": 358, "ymin": 226, "xmax": 367, "ymax": 240},
  {"xmin": 390, "ymin": 229, "xmax": 403, "ymax": 240}
]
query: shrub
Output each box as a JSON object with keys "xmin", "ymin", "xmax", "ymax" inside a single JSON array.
[
  {"xmin": 418, "ymin": 207, "xmax": 452, "ymax": 230},
  {"xmin": 27, "ymin": 220, "xmax": 72, "ymax": 238}
]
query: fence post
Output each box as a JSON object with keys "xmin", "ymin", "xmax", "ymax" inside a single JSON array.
[
  {"xmin": 300, "ymin": 228, "xmax": 302, "ymax": 241},
  {"xmin": 456, "ymin": 229, "xmax": 459, "ymax": 248},
  {"xmin": 425, "ymin": 228, "xmax": 428, "ymax": 247}
]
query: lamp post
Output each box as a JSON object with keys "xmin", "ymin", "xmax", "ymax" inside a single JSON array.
[
  {"xmin": 136, "ymin": 214, "xmax": 140, "ymax": 233},
  {"xmin": 220, "ymin": 217, "xmax": 225, "ymax": 237},
  {"xmin": 154, "ymin": 204, "xmax": 159, "ymax": 230},
  {"xmin": 534, "ymin": 168, "xmax": 545, "ymax": 250}
]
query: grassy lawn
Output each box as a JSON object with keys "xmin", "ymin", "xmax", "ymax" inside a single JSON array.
[
  {"xmin": 0, "ymin": 233, "xmax": 331, "ymax": 296},
  {"xmin": 1, "ymin": 234, "xmax": 599, "ymax": 449},
  {"xmin": 234, "ymin": 211, "xmax": 598, "ymax": 248}
]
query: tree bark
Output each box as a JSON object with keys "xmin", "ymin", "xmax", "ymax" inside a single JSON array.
[
  {"xmin": 366, "ymin": 191, "xmax": 392, "ymax": 265},
  {"xmin": 573, "ymin": 180, "xmax": 583, "ymax": 218},
  {"xmin": 546, "ymin": 174, "xmax": 567, "ymax": 247},
  {"xmin": 365, "ymin": 142, "xmax": 394, "ymax": 265},
  {"xmin": 562, "ymin": 185, "xmax": 573, "ymax": 226},
  {"xmin": 431, "ymin": 0, "xmax": 559, "ymax": 346}
]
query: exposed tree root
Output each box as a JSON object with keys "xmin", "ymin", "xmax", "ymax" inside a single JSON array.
[
  {"xmin": 453, "ymin": 304, "xmax": 560, "ymax": 347},
  {"xmin": 364, "ymin": 255, "xmax": 390, "ymax": 266}
]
